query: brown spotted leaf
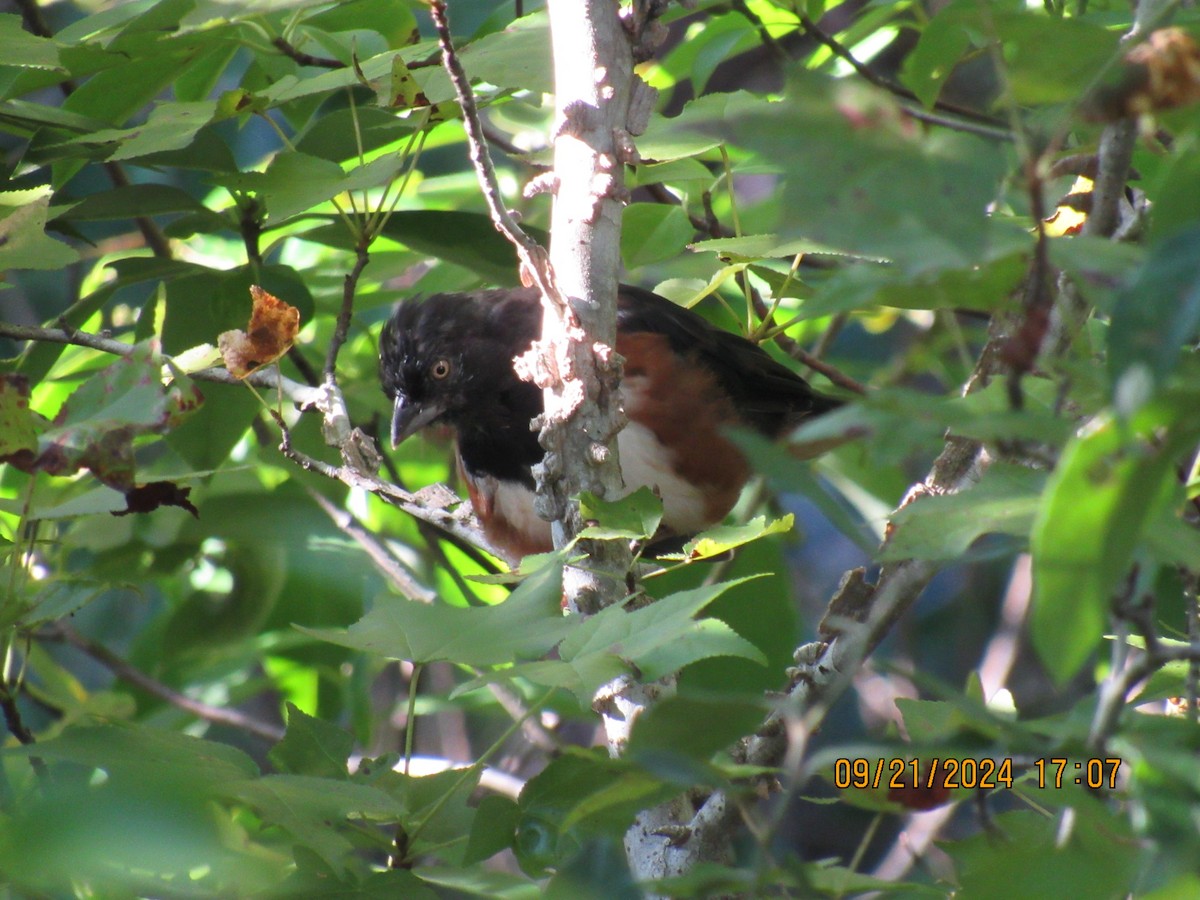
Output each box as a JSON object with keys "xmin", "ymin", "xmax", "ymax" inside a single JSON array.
[
  {"xmin": 0, "ymin": 375, "xmax": 45, "ymax": 469},
  {"xmin": 218, "ymin": 285, "xmax": 300, "ymax": 378},
  {"xmin": 5, "ymin": 341, "xmax": 203, "ymax": 495}
]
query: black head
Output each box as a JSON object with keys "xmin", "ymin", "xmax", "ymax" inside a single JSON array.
[{"xmin": 379, "ymin": 289, "xmax": 543, "ymax": 452}]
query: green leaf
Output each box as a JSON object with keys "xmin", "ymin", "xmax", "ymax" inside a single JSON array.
[
  {"xmin": 636, "ymin": 91, "xmax": 745, "ymax": 162},
  {"xmin": 0, "ymin": 14, "xmax": 61, "ymax": 70},
  {"xmin": 674, "ymin": 515, "xmax": 794, "ymax": 561},
  {"xmin": 1030, "ymin": 398, "xmax": 1200, "ymax": 684},
  {"xmin": 620, "ymin": 203, "xmax": 695, "ymax": 269},
  {"xmin": 1109, "ymin": 226, "xmax": 1200, "ymax": 393},
  {"xmin": 0, "ymin": 99, "xmax": 106, "ymax": 138},
  {"xmin": 56, "ymin": 183, "xmax": 206, "ymax": 221},
  {"xmin": 0, "ymin": 375, "xmax": 39, "ymax": 462},
  {"xmin": 947, "ymin": 808, "xmax": 1138, "ymax": 900},
  {"xmin": 0, "ymin": 188, "xmax": 79, "ymax": 270},
  {"xmin": 301, "ymin": 0, "xmax": 419, "ymax": 48},
  {"xmin": 711, "ymin": 74, "xmax": 1007, "ymax": 275},
  {"xmin": 227, "ymin": 775, "xmax": 400, "ymax": 876},
  {"xmin": 729, "ymin": 430, "xmax": 878, "ymax": 553},
  {"xmin": 4, "ymin": 721, "xmax": 259, "ymax": 786},
  {"xmin": 269, "ymin": 703, "xmax": 354, "ymax": 779},
  {"xmin": 483, "ymin": 579, "xmax": 770, "ymax": 704},
  {"xmin": 414, "ymin": 866, "xmax": 542, "ymax": 900},
  {"xmin": 628, "ymin": 157, "xmax": 715, "ymax": 188},
  {"xmin": 10, "ymin": 579, "xmax": 110, "ymax": 630},
  {"xmin": 161, "ymin": 263, "xmax": 313, "ymax": 356},
  {"xmin": 425, "ymin": 16, "xmax": 552, "ymax": 97},
  {"xmin": 242, "ymin": 151, "xmax": 407, "ymax": 222},
  {"xmin": 559, "ymin": 578, "xmax": 767, "ymax": 687},
  {"xmin": 295, "ymin": 106, "xmax": 416, "ymax": 163},
  {"xmin": 690, "ymin": 232, "xmax": 859, "ymax": 263},
  {"xmin": 301, "ymin": 560, "xmax": 568, "ymax": 666},
  {"xmin": 0, "ymin": 775, "xmax": 264, "ymax": 893},
  {"xmin": 902, "ymin": 2, "xmax": 1118, "ymax": 108},
  {"xmin": 303, "ymin": 210, "xmax": 549, "ymax": 284},
  {"xmin": 16, "ymin": 341, "xmax": 203, "ymax": 490},
  {"xmin": 517, "ymin": 751, "xmax": 675, "ymax": 868},
  {"xmin": 577, "ymin": 487, "xmax": 663, "ymax": 540},
  {"xmin": 627, "ymin": 695, "xmax": 767, "ymax": 764},
  {"xmin": 463, "ymin": 794, "xmax": 520, "ymax": 865},
  {"xmin": 899, "ymin": 0, "xmax": 976, "ymax": 108},
  {"xmin": 1146, "ymin": 135, "xmax": 1200, "ymax": 244},
  {"xmin": 996, "ymin": 12, "xmax": 1121, "ymax": 106},
  {"xmin": 77, "ymin": 100, "xmax": 218, "ymax": 161},
  {"xmin": 882, "ymin": 463, "xmax": 1044, "ymax": 561},
  {"xmin": 228, "ymin": 150, "xmax": 346, "ymax": 223}
]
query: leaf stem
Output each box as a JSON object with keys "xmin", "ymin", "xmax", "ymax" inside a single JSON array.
[{"xmin": 403, "ymin": 663, "xmax": 423, "ymax": 776}]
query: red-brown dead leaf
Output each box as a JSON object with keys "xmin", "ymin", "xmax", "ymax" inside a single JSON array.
[
  {"xmin": 218, "ymin": 285, "xmax": 300, "ymax": 379},
  {"xmin": 116, "ymin": 481, "xmax": 199, "ymax": 518}
]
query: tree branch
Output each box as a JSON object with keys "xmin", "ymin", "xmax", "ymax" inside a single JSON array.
[
  {"xmin": 275, "ymin": 415, "xmax": 498, "ymax": 557},
  {"xmin": 40, "ymin": 625, "xmax": 285, "ymax": 743},
  {"xmin": 272, "ymin": 36, "xmax": 342, "ymax": 69},
  {"xmin": 306, "ymin": 487, "xmax": 437, "ymax": 604},
  {"xmin": 747, "ymin": 290, "xmax": 868, "ymax": 395}
]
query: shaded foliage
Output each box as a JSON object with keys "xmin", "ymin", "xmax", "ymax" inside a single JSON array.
[{"xmin": 1, "ymin": 0, "xmax": 1199, "ymax": 897}]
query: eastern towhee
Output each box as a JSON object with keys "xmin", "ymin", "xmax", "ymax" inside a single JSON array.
[{"xmin": 380, "ymin": 285, "xmax": 840, "ymax": 563}]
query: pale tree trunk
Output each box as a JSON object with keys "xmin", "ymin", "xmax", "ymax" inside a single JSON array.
[
  {"xmin": 541, "ymin": 0, "xmax": 689, "ymax": 888},
  {"xmin": 538, "ymin": 0, "xmax": 633, "ymax": 611}
]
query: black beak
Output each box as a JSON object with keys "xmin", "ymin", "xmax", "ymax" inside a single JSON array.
[{"xmin": 390, "ymin": 395, "xmax": 444, "ymax": 448}]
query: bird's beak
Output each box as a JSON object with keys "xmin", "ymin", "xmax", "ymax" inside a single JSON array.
[{"xmin": 390, "ymin": 395, "xmax": 443, "ymax": 448}]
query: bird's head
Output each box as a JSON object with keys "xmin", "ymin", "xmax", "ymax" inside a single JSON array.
[{"xmin": 379, "ymin": 290, "xmax": 541, "ymax": 448}]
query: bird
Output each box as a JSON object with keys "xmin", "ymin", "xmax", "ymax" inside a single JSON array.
[{"xmin": 379, "ymin": 284, "xmax": 841, "ymax": 563}]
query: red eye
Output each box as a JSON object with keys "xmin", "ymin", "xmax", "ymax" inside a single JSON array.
[{"xmin": 431, "ymin": 359, "xmax": 452, "ymax": 379}]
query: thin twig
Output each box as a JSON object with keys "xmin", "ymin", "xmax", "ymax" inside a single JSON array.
[
  {"xmin": 324, "ymin": 243, "xmax": 371, "ymax": 380},
  {"xmin": 809, "ymin": 312, "xmax": 847, "ymax": 361},
  {"xmin": 41, "ymin": 626, "xmax": 285, "ymax": 743},
  {"xmin": 794, "ymin": 8, "xmax": 1010, "ymax": 133},
  {"xmin": 481, "ymin": 120, "xmax": 527, "ymax": 158},
  {"xmin": 748, "ymin": 290, "xmax": 868, "ymax": 395},
  {"xmin": 275, "ymin": 414, "xmax": 498, "ymax": 557},
  {"xmin": 429, "ymin": 1, "xmax": 553, "ymax": 295},
  {"xmin": 902, "ymin": 105, "xmax": 1015, "ymax": 142},
  {"xmin": 307, "ymin": 487, "xmax": 437, "ymax": 603},
  {"xmin": 0, "ymin": 680, "xmax": 50, "ymax": 783},
  {"xmin": 272, "ymin": 36, "xmax": 342, "ymax": 69},
  {"xmin": 730, "ymin": 0, "xmax": 790, "ymax": 62},
  {"xmin": 101, "ymin": 161, "xmax": 173, "ymax": 258},
  {"xmin": 376, "ymin": 441, "xmax": 502, "ymax": 587},
  {"xmin": 0, "ymin": 322, "xmax": 323, "ymax": 406}
]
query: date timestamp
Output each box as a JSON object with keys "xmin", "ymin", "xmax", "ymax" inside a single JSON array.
[
  {"xmin": 833, "ymin": 756, "xmax": 1123, "ymax": 791},
  {"xmin": 834, "ymin": 757, "xmax": 1014, "ymax": 791}
]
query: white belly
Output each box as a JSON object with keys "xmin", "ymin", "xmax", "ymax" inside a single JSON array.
[{"xmin": 487, "ymin": 420, "xmax": 708, "ymax": 549}]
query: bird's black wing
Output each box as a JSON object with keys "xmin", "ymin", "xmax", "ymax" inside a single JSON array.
[{"xmin": 615, "ymin": 284, "xmax": 839, "ymax": 436}]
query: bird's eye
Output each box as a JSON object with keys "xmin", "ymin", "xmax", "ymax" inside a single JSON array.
[{"xmin": 431, "ymin": 359, "xmax": 452, "ymax": 380}]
